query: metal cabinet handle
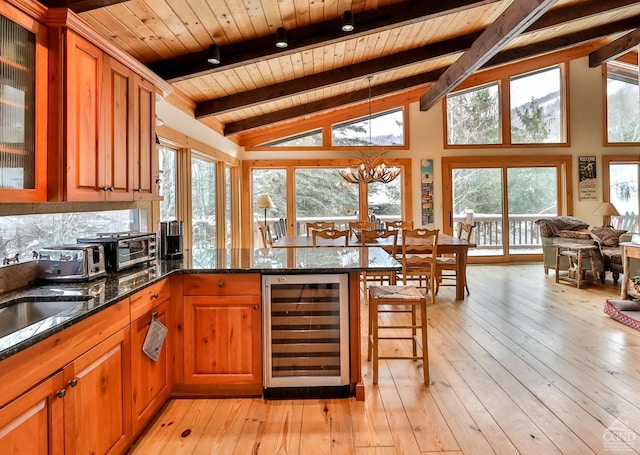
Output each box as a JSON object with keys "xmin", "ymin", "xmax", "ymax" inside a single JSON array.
[
  {"xmin": 101, "ymin": 186, "xmax": 109, "ymax": 191},
  {"xmin": 108, "ymin": 187, "xmax": 114, "ymax": 192},
  {"xmin": 253, "ymin": 305, "xmax": 259, "ymax": 311},
  {"xmin": 57, "ymin": 389, "xmax": 66, "ymax": 398},
  {"xmin": 217, "ymin": 281, "xmax": 224, "ymax": 287},
  {"xmin": 152, "ymin": 292, "xmax": 159, "ymax": 299},
  {"xmin": 68, "ymin": 378, "xmax": 78, "ymax": 387},
  {"xmin": 135, "ymin": 188, "xmax": 142, "ymax": 192}
]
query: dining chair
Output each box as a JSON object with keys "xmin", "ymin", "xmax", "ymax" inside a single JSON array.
[
  {"xmin": 401, "ymin": 228, "xmax": 439, "ymax": 303},
  {"xmin": 306, "ymin": 221, "xmax": 335, "ymax": 236},
  {"xmin": 358, "ymin": 229, "xmax": 398, "ymax": 287},
  {"xmin": 435, "ymin": 222, "xmax": 474, "ymax": 295},
  {"xmin": 258, "ymin": 225, "xmax": 274, "ymax": 248},
  {"xmin": 312, "ymin": 228, "xmax": 349, "ymax": 247},
  {"xmin": 385, "ymin": 220, "xmax": 414, "ymax": 231},
  {"xmin": 348, "ymin": 221, "xmax": 377, "ymax": 239}
]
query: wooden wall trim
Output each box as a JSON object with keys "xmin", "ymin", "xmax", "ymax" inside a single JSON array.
[
  {"xmin": 156, "ymin": 125, "xmax": 239, "ymax": 166},
  {"xmin": 4, "ymin": 0, "xmax": 47, "ymax": 18}
]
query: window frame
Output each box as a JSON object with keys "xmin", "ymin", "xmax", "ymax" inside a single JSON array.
[
  {"xmin": 602, "ymin": 52, "xmax": 639, "ymax": 146},
  {"xmin": 241, "ymin": 158, "xmax": 412, "ymax": 247},
  {"xmin": 443, "ymin": 60, "xmax": 568, "ymax": 148}
]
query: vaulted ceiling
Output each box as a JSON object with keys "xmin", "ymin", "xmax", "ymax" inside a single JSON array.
[{"xmin": 40, "ymin": 0, "xmax": 640, "ymax": 145}]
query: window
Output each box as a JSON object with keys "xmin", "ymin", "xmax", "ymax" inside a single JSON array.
[
  {"xmin": 260, "ymin": 129, "xmax": 322, "ymax": 147},
  {"xmin": 158, "ymin": 144, "xmax": 177, "ymax": 221},
  {"xmin": 332, "ymin": 108, "xmax": 404, "ymax": 146},
  {"xmin": 510, "ymin": 67, "xmax": 562, "ymax": 144},
  {"xmin": 446, "ymin": 83, "xmax": 500, "ymax": 145},
  {"xmin": 191, "ymin": 152, "xmax": 217, "ymax": 254},
  {"xmin": 224, "ymin": 166, "xmax": 232, "ymax": 248},
  {"xmin": 0, "ymin": 209, "xmax": 145, "ymax": 264},
  {"xmin": 608, "ymin": 162, "xmax": 639, "ymax": 217},
  {"xmin": 295, "ymin": 168, "xmax": 359, "ymax": 229},
  {"xmin": 606, "ymin": 59, "xmax": 640, "ymax": 143},
  {"xmin": 445, "ymin": 64, "xmax": 566, "ymax": 146}
]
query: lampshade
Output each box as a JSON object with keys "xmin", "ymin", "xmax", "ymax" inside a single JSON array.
[
  {"xmin": 256, "ymin": 194, "xmax": 275, "ymax": 209},
  {"xmin": 207, "ymin": 44, "xmax": 221, "ymax": 64},
  {"xmin": 593, "ymin": 201, "xmax": 620, "ymax": 227},
  {"xmin": 275, "ymin": 27, "xmax": 288, "ymax": 48},
  {"xmin": 341, "ymin": 10, "xmax": 354, "ymax": 32},
  {"xmin": 593, "ymin": 202, "xmax": 620, "ymax": 216}
]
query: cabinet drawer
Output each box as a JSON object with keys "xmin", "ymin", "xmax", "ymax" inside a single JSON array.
[
  {"xmin": 183, "ymin": 274, "xmax": 261, "ymax": 296},
  {"xmin": 130, "ymin": 278, "xmax": 171, "ymax": 321}
]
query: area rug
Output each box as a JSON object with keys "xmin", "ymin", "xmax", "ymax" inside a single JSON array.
[{"xmin": 604, "ymin": 298, "xmax": 640, "ymax": 331}]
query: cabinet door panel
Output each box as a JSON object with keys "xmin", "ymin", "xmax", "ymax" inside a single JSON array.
[
  {"xmin": 64, "ymin": 328, "xmax": 131, "ymax": 455},
  {"xmin": 0, "ymin": 372, "xmax": 64, "ymax": 454},
  {"xmin": 103, "ymin": 56, "xmax": 133, "ymax": 201},
  {"xmin": 65, "ymin": 32, "xmax": 103, "ymax": 201},
  {"xmin": 184, "ymin": 295, "xmax": 261, "ymax": 385},
  {"xmin": 131, "ymin": 300, "xmax": 170, "ymax": 434},
  {"xmin": 133, "ymin": 76, "xmax": 158, "ymax": 200}
]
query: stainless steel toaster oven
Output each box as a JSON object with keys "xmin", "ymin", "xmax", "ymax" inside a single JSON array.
[
  {"xmin": 37, "ymin": 244, "xmax": 106, "ymax": 281},
  {"xmin": 77, "ymin": 232, "xmax": 156, "ymax": 272}
]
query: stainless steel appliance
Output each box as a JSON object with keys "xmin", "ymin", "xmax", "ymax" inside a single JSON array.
[
  {"xmin": 37, "ymin": 244, "xmax": 106, "ymax": 281},
  {"xmin": 77, "ymin": 232, "xmax": 156, "ymax": 272},
  {"xmin": 262, "ymin": 273, "xmax": 350, "ymax": 398},
  {"xmin": 158, "ymin": 221, "xmax": 183, "ymax": 259}
]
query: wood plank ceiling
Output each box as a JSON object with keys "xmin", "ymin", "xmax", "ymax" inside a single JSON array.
[{"xmin": 43, "ymin": 0, "xmax": 640, "ymax": 145}]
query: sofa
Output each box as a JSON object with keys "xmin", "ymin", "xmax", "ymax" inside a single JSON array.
[{"xmin": 535, "ymin": 216, "xmax": 631, "ymax": 284}]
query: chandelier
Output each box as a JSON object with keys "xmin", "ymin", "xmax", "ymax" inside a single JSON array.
[{"xmin": 338, "ymin": 77, "xmax": 401, "ymax": 184}]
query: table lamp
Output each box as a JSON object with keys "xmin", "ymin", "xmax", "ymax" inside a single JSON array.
[
  {"xmin": 256, "ymin": 195, "xmax": 275, "ymax": 226},
  {"xmin": 593, "ymin": 201, "xmax": 619, "ymax": 227}
]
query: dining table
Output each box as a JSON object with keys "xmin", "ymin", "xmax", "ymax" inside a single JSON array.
[{"xmin": 272, "ymin": 232, "xmax": 476, "ymax": 300}]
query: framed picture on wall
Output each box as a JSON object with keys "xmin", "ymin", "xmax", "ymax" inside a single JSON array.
[
  {"xmin": 578, "ymin": 155, "xmax": 597, "ymax": 201},
  {"xmin": 421, "ymin": 159, "xmax": 434, "ymax": 225}
]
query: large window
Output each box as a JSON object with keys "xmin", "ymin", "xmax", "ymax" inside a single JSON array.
[
  {"xmin": 445, "ymin": 65, "xmax": 566, "ymax": 146},
  {"xmin": 191, "ymin": 152, "xmax": 217, "ymax": 254},
  {"xmin": 158, "ymin": 144, "xmax": 177, "ymax": 221},
  {"xmin": 260, "ymin": 129, "xmax": 322, "ymax": 147},
  {"xmin": 510, "ymin": 67, "xmax": 562, "ymax": 144},
  {"xmin": 606, "ymin": 59, "xmax": 639, "ymax": 144},
  {"xmin": 446, "ymin": 83, "xmax": 500, "ymax": 145},
  {"xmin": 0, "ymin": 209, "xmax": 145, "ymax": 264},
  {"xmin": 332, "ymin": 108, "xmax": 404, "ymax": 147}
]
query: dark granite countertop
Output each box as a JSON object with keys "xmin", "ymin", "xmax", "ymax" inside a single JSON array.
[{"xmin": 0, "ymin": 247, "xmax": 399, "ymax": 360}]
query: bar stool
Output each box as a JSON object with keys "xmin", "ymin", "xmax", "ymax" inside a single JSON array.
[{"xmin": 367, "ymin": 285, "xmax": 429, "ymax": 386}]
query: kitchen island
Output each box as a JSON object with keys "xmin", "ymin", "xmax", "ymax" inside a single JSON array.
[{"xmin": 0, "ymin": 247, "xmax": 398, "ymax": 452}]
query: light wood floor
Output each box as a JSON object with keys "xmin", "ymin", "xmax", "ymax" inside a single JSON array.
[{"xmin": 130, "ymin": 264, "xmax": 640, "ymax": 454}]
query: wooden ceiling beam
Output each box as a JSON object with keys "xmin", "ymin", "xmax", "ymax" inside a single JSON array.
[
  {"xmin": 148, "ymin": 0, "xmax": 501, "ymax": 83},
  {"xmin": 224, "ymin": 16, "xmax": 639, "ymax": 135},
  {"xmin": 39, "ymin": 0, "xmax": 129, "ymax": 13},
  {"xmin": 419, "ymin": 0, "xmax": 559, "ymax": 112},
  {"xmin": 196, "ymin": 0, "xmax": 637, "ymax": 118},
  {"xmin": 589, "ymin": 27, "xmax": 640, "ymax": 67}
]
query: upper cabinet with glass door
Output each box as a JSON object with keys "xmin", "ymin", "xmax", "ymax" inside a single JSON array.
[{"xmin": 0, "ymin": 2, "xmax": 47, "ymax": 202}]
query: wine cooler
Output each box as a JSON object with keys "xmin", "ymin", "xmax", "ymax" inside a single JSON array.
[{"xmin": 262, "ymin": 274, "xmax": 350, "ymax": 398}]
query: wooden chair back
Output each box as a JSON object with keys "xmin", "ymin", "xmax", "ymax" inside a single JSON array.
[
  {"xmin": 312, "ymin": 228, "xmax": 349, "ymax": 247},
  {"xmin": 385, "ymin": 220, "xmax": 414, "ymax": 231},
  {"xmin": 306, "ymin": 221, "xmax": 335, "ymax": 236},
  {"xmin": 401, "ymin": 228, "xmax": 439, "ymax": 301},
  {"xmin": 457, "ymin": 222, "xmax": 474, "ymax": 241},
  {"xmin": 258, "ymin": 225, "xmax": 273, "ymax": 248},
  {"xmin": 359, "ymin": 229, "xmax": 398, "ymax": 257},
  {"xmin": 348, "ymin": 221, "xmax": 377, "ymax": 238}
]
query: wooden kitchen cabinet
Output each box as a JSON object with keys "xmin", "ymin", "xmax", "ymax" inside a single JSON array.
[
  {"xmin": 182, "ymin": 274, "xmax": 262, "ymax": 394},
  {"xmin": 62, "ymin": 327, "xmax": 131, "ymax": 455},
  {"xmin": 132, "ymin": 75, "xmax": 159, "ymax": 200},
  {"xmin": 129, "ymin": 279, "xmax": 172, "ymax": 435},
  {"xmin": 0, "ymin": 1, "xmax": 48, "ymax": 202},
  {"xmin": 0, "ymin": 372, "xmax": 64, "ymax": 454},
  {"xmin": 47, "ymin": 9, "xmax": 169, "ymax": 202}
]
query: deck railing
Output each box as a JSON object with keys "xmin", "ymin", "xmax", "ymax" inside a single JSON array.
[{"xmin": 257, "ymin": 212, "xmax": 546, "ymax": 250}]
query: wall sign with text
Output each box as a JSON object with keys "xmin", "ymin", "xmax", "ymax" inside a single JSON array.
[{"xmin": 578, "ymin": 155, "xmax": 597, "ymax": 201}]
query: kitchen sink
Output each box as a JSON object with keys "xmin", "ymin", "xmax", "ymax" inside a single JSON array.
[{"xmin": 0, "ymin": 295, "xmax": 94, "ymax": 339}]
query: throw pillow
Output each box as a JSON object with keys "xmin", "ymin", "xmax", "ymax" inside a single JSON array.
[{"xmin": 589, "ymin": 226, "xmax": 627, "ymax": 247}]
